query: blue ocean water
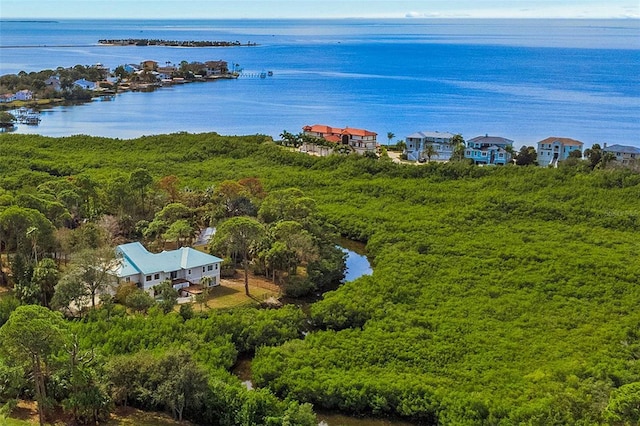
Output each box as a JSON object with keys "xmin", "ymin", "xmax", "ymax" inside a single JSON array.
[{"xmin": 0, "ymin": 19, "xmax": 639, "ymax": 147}]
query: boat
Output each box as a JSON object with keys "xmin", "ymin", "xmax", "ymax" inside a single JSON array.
[
  {"xmin": 267, "ymin": 70, "xmax": 273, "ymax": 76},
  {"xmin": 259, "ymin": 71, "xmax": 267, "ymax": 79}
]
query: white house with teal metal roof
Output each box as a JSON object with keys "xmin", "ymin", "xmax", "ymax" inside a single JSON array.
[{"xmin": 115, "ymin": 242, "xmax": 222, "ymax": 295}]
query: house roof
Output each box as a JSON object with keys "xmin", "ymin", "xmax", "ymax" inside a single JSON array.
[
  {"xmin": 538, "ymin": 137, "xmax": 583, "ymax": 147},
  {"xmin": 342, "ymin": 127, "xmax": 377, "ymax": 137},
  {"xmin": 603, "ymin": 144, "xmax": 640, "ymax": 154},
  {"xmin": 467, "ymin": 135, "xmax": 514, "ymax": 145},
  {"xmin": 74, "ymin": 78, "xmax": 96, "ymax": 86},
  {"xmin": 302, "ymin": 124, "xmax": 376, "ymax": 138},
  {"xmin": 303, "ymin": 124, "xmax": 338, "ymax": 134},
  {"xmin": 116, "ymin": 242, "xmax": 222, "ymax": 277},
  {"xmin": 407, "ymin": 131, "xmax": 455, "ymax": 139}
]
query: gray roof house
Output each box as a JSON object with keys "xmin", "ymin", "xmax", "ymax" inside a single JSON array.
[
  {"xmin": 465, "ymin": 135, "xmax": 514, "ymax": 165},
  {"xmin": 603, "ymin": 144, "xmax": 640, "ymax": 166},
  {"xmin": 115, "ymin": 242, "xmax": 222, "ymax": 295},
  {"xmin": 405, "ymin": 131, "xmax": 456, "ymax": 162}
]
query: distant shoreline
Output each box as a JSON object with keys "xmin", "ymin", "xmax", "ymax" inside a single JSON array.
[{"xmin": 98, "ymin": 39, "xmax": 258, "ymax": 47}]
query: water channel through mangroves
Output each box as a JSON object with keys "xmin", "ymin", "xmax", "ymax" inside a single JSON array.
[{"xmin": 233, "ymin": 241, "xmax": 415, "ymax": 425}]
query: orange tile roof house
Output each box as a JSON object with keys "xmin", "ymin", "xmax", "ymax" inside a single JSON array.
[
  {"xmin": 537, "ymin": 137, "xmax": 583, "ymax": 167},
  {"xmin": 302, "ymin": 124, "xmax": 377, "ymax": 155}
]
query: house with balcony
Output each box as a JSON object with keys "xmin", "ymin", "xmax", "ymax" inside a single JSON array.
[
  {"xmin": 464, "ymin": 134, "xmax": 513, "ymax": 165},
  {"xmin": 204, "ymin": 60, "xmax": 229, "ymax": 77},
  {"xmin": 15, "ymin": 90, "xmax": 34, "ymax": 101},
  {"xmin": 603, "ymin": 144, "xmax": 640, "ymax": 166},
  {"xmin": 302, "ymin": 124, "xmax": 377, "ymax": 155},
  {"xmin": 114, "ymin": 242, "xmax": 222, "ymax": 296},
  {"xmin": 405, "ymin": 131, "xmax": 456, "ymax": 162},
  {"xmin": 536, "ymin": 137, "xmax": 583, "ymax": 167},
  {"xmin": 0, "ymin": 93, "xmax": 16, "ymax": 103}
]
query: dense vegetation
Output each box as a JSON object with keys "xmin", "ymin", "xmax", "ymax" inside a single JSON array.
[{"xmin": 1, "ymin": 132, "xmax": 639, "ymax": 425}]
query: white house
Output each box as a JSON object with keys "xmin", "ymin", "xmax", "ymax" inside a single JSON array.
[
  {"xmin": 0, "ymin": 93, "xmax": 15, "ymax": 103},
  {"xmin": 114, "ymin": 242, "xmax": 223, "ymax": 295},
  {"xmin": 73, "ymin": 79, "xmax": 97, "ymax": 90},
  {"xmin": 405, "ymin": 131, "xmax": 456, "ymax": 162},
  {"xmin": 15, "ymin": 89, "xmax": 33, "ymax": 101},
  {"xmin": 537, "ymin": 137, "xmax": 583, "ymax": 167},
  {"xmin": 603, "ymin": 144, "xmax": 640, "ymax": 166}
]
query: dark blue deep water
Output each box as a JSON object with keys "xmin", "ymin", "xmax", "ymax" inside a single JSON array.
[{"xmin": 1, "ymin": 19, "xmax": 639, "ymax": 147}]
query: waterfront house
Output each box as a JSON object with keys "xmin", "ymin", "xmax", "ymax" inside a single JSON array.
[
  {"xmin": 603, "ymin": 144, "xmax": 640, "ymax": 166},
  {"xmin": 0, "ymin": 93, "xmax": 16, "ymax": 103},
  {"xmin": 73, "ymin": 79, "xmax": 97, "ymax": 90},
  {"xmin": 405, "ymin": 131, "xmax": 456, "ymax": 162},
  {"xmin": 465, "ymin": 135, "xmax": 514, "ymax": 165},
  {"xmin": 157, "ymin": 65, "xmax": 177, "ymax": 80},
  {"xmin": 123, "ymin": 64, "xmax": 140, "ymax": 74},
  {"xmin": 15, "ymin": 90, "xmax": 33, "ymax": 101},
  {"xmin": 302, "ymin": 124, "xmax": 377, "ymax": 155},
  {"xmin": 537, "ymin": 137, "xmax": 583, "ymax": 167},
  {"xmin": 114, "ymin": 242, "xmax": 222, "ymax": 296},
  {"xmin": 204, "ymin": 60, "xmax": 229, "ymax": 76},
  {"xmin": 140, "ymin": 60, "xmax": 159, "ymax": 71},
  {"xmin": 44, "ymin": 76, "xmax": 62, "ymax": 92}
]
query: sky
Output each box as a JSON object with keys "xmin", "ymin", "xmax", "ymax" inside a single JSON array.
[{"xmin": 1, "ymin": 0, "xmax": 639, "ymax": 19}]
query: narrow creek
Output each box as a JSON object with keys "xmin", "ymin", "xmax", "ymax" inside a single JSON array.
[{"xmin": 232, "ymin": 241, "xmax": 418, "ymax": 425}]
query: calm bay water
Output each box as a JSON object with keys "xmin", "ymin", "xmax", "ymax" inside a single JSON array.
[{"xmin": 1, "ymin": 19, "xmax": 639, "ymax": 147}]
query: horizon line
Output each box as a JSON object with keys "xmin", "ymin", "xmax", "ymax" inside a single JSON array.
[{"xmin": 2, "ymin": 16, "xmax": 639, "ymax": 20}]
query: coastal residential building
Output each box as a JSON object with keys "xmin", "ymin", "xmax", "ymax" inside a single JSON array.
[
  {"xmin": 44, "ymin": 76, "xmax": 62, "ymax": 92},
  {"xmin": 15, "ymin": 90, "xmax": 34, "ymax": 101},
  {"xmin": 73, "ymin": 79, "xmax": 97, "ymax": 90},
  {"xmin": 0, "ymin": 93, "xmax": 16, "ymax": 103},
  {"xmin": 140, "ymin": 60, "xmax": 159, "ymax": 71},
  {"xmin": 603, "ymin": 144, "xmax": 640, "ymax": 166},
  {"xmin": 123, "ymin": 64, "xmax": 140, "ymax": 74},
  {"xmin": 302, "ymin": 124, "xmax": 377, "ymax": 155},
  {"xmin": 204, "ymin": 60, "xmax": 229, "ymax": 76},
  {"xmin": 114, "ymin": 242, "xmax": 223, "ymax": 296},
  {"xmin": 465, "ymin": 134, "xmax": 514, "ymax": 165},
  {"xmin": 537, "ymin": 137, "xmax": 583, "ymax": 167},
  {"xmin": 405, "ymin": 131, "xmax": 456, "ymax": 162},
  {"xmin": 156, "ymin": 65, "xmax": 177, "ymax": 80}
]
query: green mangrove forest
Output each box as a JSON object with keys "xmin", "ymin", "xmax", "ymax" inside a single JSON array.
[{"xmin": 0, "ymin": 132, "xmax": 639, "ymax": 425}]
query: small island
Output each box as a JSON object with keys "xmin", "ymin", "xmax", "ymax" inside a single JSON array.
[{"xmin": 98, "ymin": 38, "xmax": 258, "ymax": 47}]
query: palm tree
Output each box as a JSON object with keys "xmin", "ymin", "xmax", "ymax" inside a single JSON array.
[
  {"xmin": 422, "ymin": 144, "xmax": 438, "ymax": 163},
  {"xmin": 387, "ymin": 132, "xmax": 395, "ymax": 147}
]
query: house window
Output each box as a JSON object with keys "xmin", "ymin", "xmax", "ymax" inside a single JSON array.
[
  {"xmin": 499, "ymin": 153, "xmax": 503, "ymax": 158},
  {"xmin": 207, "ymin": 265, "xmax": 213, "ymax": 271},
  {"xmin": 170, "ymin": 271, "xmax": 177, "ymax": 279},
  {"xmin": 465, "ymin": 151, "xmax": 470, "ymax": 156},
  {"xmin": 154, "ymin": 273, "xmax": 160, "ymax": 280},
  {"xmin": 145, "ymin": 275, "xmax": 152, "ymax": 282},
  {"xmin": 215, "ymin": 264, "xmax": 218, "ymax": 270},
  {"xmin": 482, "ymin": 152, "xmax": 487, "ymax": 157},
  {"xmin": 203, "ymin": 267, "xmax": 205, "ymax": 273},
  {"xmin": 188, "ymin": 269, "xmax": 191, "ymax": 275},
  {"xmin": 126, "ymin": 277, "xmax": 131, "ymax": 282}
]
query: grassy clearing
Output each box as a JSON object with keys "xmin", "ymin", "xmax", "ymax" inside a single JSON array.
[{"xmin": 194, "ymin": 279, "xmax": 279, "ymax": 311}]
